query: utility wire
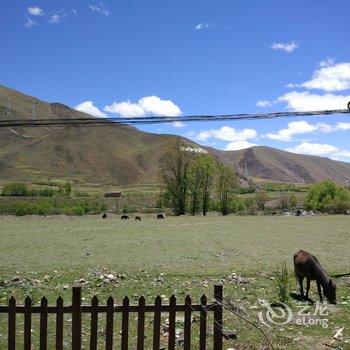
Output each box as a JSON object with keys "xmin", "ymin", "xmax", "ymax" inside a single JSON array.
[{"xmin": 0, "ymin": 106, "xmax": 350, "ymax": 128}]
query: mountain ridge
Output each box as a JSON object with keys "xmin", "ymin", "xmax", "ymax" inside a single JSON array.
[{"xmin": 1, "ymin": 84, "xmax": 349, "ymax": 187}]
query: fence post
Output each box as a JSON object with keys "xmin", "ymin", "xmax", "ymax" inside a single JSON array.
[
  {"xmin": 213, "ymin": 285, "xmax": 223, "ymax": 350},
  {"xmin": 72, "ymin": 286, "xmax": 82, "ymax": 350},
  {"xmin": 8, "ymin": 296, "xmax": 16, "ymax": 350}
]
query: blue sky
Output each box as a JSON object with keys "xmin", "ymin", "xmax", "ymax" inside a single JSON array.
[{"xmin": 1, "ymin": 1, "xmax": 350, "ymax": 160}]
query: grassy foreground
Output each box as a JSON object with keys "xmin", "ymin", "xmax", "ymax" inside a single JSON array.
[{"xmin": 0, "ymin": 215, "xmax": 349, "ymax": 349}]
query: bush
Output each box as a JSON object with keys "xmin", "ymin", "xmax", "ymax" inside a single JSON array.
[
  {"xmin": 304, "ymin": 179, "xmax": 350, "ymax": 213},
  {"xmin": 278, "ymin": 193, "xmax": 299, "ymax": 210},
  {"xmin": 122, "ymin": 204, "xmax": 137, "ymax": 214},
  {"xmin": 255, "ymin": 192, "xmax": 269, "ymax": 211},
  {"xmin": 2, "ymin": 183, "xmax": 28, "ymax": 196},
  {"xmin": 236, "ymin": 200, "xmax": 247, "ymax": 212},
  {"xmin": 0, "ymin": 198, "xmax": 107, "ymax": 216},
  {"xmin": 73, "ymin": 205, "xmax": 85, "ymax": 216},
  {"xmin": 244, "ymin": 197, "xmax": 258, "ymax": 214}
]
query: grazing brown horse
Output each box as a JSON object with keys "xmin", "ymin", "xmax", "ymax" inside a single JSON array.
[{"xmin": 294, "ymin": 250, "xmax": 336, "ymax": 304}]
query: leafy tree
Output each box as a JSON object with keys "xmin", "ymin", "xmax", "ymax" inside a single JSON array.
[
  {"xmin": 216, "ymin": 164, "xmax": 238, "ymax": 215},
  {"xmin": 160, "ymin": 140, "xmax": 191, "ymax": 215},
  {"xmin": 188, "ymin": 155, "xmax": 215, "ymax": 216},
  {"xmin": 304, "ymin": 179, "xmax": 350, "ymax": 213},
  {"xmin": 188, "ymin": 158, "xmax": 202, "ymax": 215}
]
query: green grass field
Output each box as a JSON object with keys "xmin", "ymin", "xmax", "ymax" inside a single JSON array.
[{"xmin": 0, "ymin": 215, "xmax": 349, "ymax": 349}]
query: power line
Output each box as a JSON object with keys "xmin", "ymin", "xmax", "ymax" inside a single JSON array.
[{"xmin": 0, "ymin": 107, "xmax": 349, "ymax": 128}]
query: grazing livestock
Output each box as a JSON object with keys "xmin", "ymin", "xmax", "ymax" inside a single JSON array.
[
  {"xmin": 121, "ymin": 215, "xmax": 129, "ymax": 220},
  {"xmin": 157, "ymin": 213, "xmax": 165, "ymax": 219},
  {"xmin": 102, "ymin": 213, "xmax": 107, "ymax": 219},
  {"xmin": 294, "ymin": 250, "xmax": 336, "ymax": 304},
  {"xmin": 135, "ymin": 216, "xmax": 141, "ymax": 221}
]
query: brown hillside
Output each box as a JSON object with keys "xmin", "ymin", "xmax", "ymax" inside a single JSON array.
[
  {"xmin": 212, "ymin": 146, "xmax": 350, "ymax": 184},
  {"xmin": 1, "ymin": 85, "xmax": 350, "ymax": 187}
]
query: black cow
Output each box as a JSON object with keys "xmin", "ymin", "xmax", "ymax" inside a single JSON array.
[
  {"xmin": 102, "ymin": 213, "xmax": 107, "ymax": 219},
  {"xmin": 157, "ymin": 213, "xmax": 165, "ymax": 219},
  {"xmin": 135, "ymin": 216, "xmax": 142, "ymax": 221},
  {"xmin": 121, "ymin": 215, "xmax": 129, "ymax": 220}
]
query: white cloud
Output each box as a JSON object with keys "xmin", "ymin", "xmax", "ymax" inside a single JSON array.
[
  {"xmin": 277, "ymin": 91, "xmax": 350, "ymax": 112},
  {"xmin": 299, "ymin": 62, "xmax": 350, "ymax": 92},
  {"xmin": 27, "ymin": 7, "xmax": 44, "ymax": 16},
  {"xmin": 336, "ymin": 122, "xmax": 350, "ymax": 131},
  {"xmin": 225, "ymin": 141, "xmax": 257, "ymax": 151},
  {"xmin": 271, "ymin": 41, "xmax": 299, "ymax": 53},
  {"xmin": 50, "ymin": 14, "xmax": 62, "ymax": 24},
  {"xmin": 104, "ymin": 96, "xmax": 181, "ymax": 118},
  {"xmin": 74, "ymin": 101, "xmax": 107, "ymax": 118},
  {"xmin": 89, "ymin": 2, "xmax": 109, "ymax": 17},
  {"xmin": 286, "ymin": 142, "xmax": 350, "ymax": 159},
  {"xmin": 104, "ymin": 101, "xmax": 144, "ymax": 118},
  {"xmin": 265, "ymin": 120, "xmax": 350, "ymax": 142},
  {"xmin": 25, "ymin": 17, "xmax": 38, "ymax": 28},
  {"xmin": 171, "ymin": 121, "xmax": 186, "ymax": 128},
  {"xmin": 256, "ymin": 100, "xmax": 272, "ymax": 107},
  {"xmin": 196, "ymin": 126, "xmax": 257, "ymax": 142},
  {"xmin": 265, "ymin": 121, "xmax": 319, "ymax": 142},
  {"xmin": 195, "ymin": 23, "xmax": 210, "ymax": 31}
]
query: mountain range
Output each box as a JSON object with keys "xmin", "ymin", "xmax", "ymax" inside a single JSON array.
[{"xmin": 1, "ymin": 85, "xmax": 349, "ymax": 189}]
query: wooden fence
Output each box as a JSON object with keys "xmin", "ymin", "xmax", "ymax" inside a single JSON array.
[{"xmin": 0, "ymin": 285, "xmax": 223, "ymax": 350}]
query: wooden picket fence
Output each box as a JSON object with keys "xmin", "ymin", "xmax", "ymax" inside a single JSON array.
[{"xmin": 0, "ymin": 285, "xmax": 223, "ymax": 350}]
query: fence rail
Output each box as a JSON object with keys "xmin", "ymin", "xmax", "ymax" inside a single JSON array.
[{"xmin": 0, "ymin": 285, "xmax": 223, "ymax": 350}]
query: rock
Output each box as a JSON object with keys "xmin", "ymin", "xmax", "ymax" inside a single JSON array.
[
  {"xmin": 11, "ymin": 276, "xmax": 20, "ymax": 282},
  {"xmin": 106, "ymin": 274, "xmax": 115, "ymax": 281},
  {"xmin": 78, "ymin": 278, "xmax": 86, "ymax": 284},
  {"xmin": 43, "ymin": 275, "xmax": 51, "ymax": 282}
]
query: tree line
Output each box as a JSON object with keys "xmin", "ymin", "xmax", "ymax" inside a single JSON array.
[
  {"xmin": 160, "ymin": 141, "xmax": 238, "ymax": 216},
  {"xmin": 160, "ymin": 141, "xmax": 350, "ymax": 216}
]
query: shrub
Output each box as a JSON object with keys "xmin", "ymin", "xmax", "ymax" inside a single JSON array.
[
  {"xmin": 122, "ymin": 204, "xmax": 137, "ymax": 214},
  {"xmin": 304, "ymin": 179, "xmax": 350, "ymax": 213},
  {"xmin": 73, "ymin": 205, "xmax": 85, "ymax": 216},
  {"xmin": 2, "ymin": 183, "xmax": 28, "ymax": 196},
  {"xmin": 0, "ymin": 198, "xmax": 107, "ymax": 216},
  {"xmin": 244, "ymin": 197, "xmax": 258, "ymax": 214},
  {"xmin": 255, "ymin": 192, "xmax": 269, "ymax": 211},
  {"xmin": 236, "ymin": 200, "xmax": 247, "ymax": 212}
]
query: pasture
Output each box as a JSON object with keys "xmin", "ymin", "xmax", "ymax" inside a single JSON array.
[{"xmin": 0, "ymin": 215, "xmax": 349, "ymax": 349}]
